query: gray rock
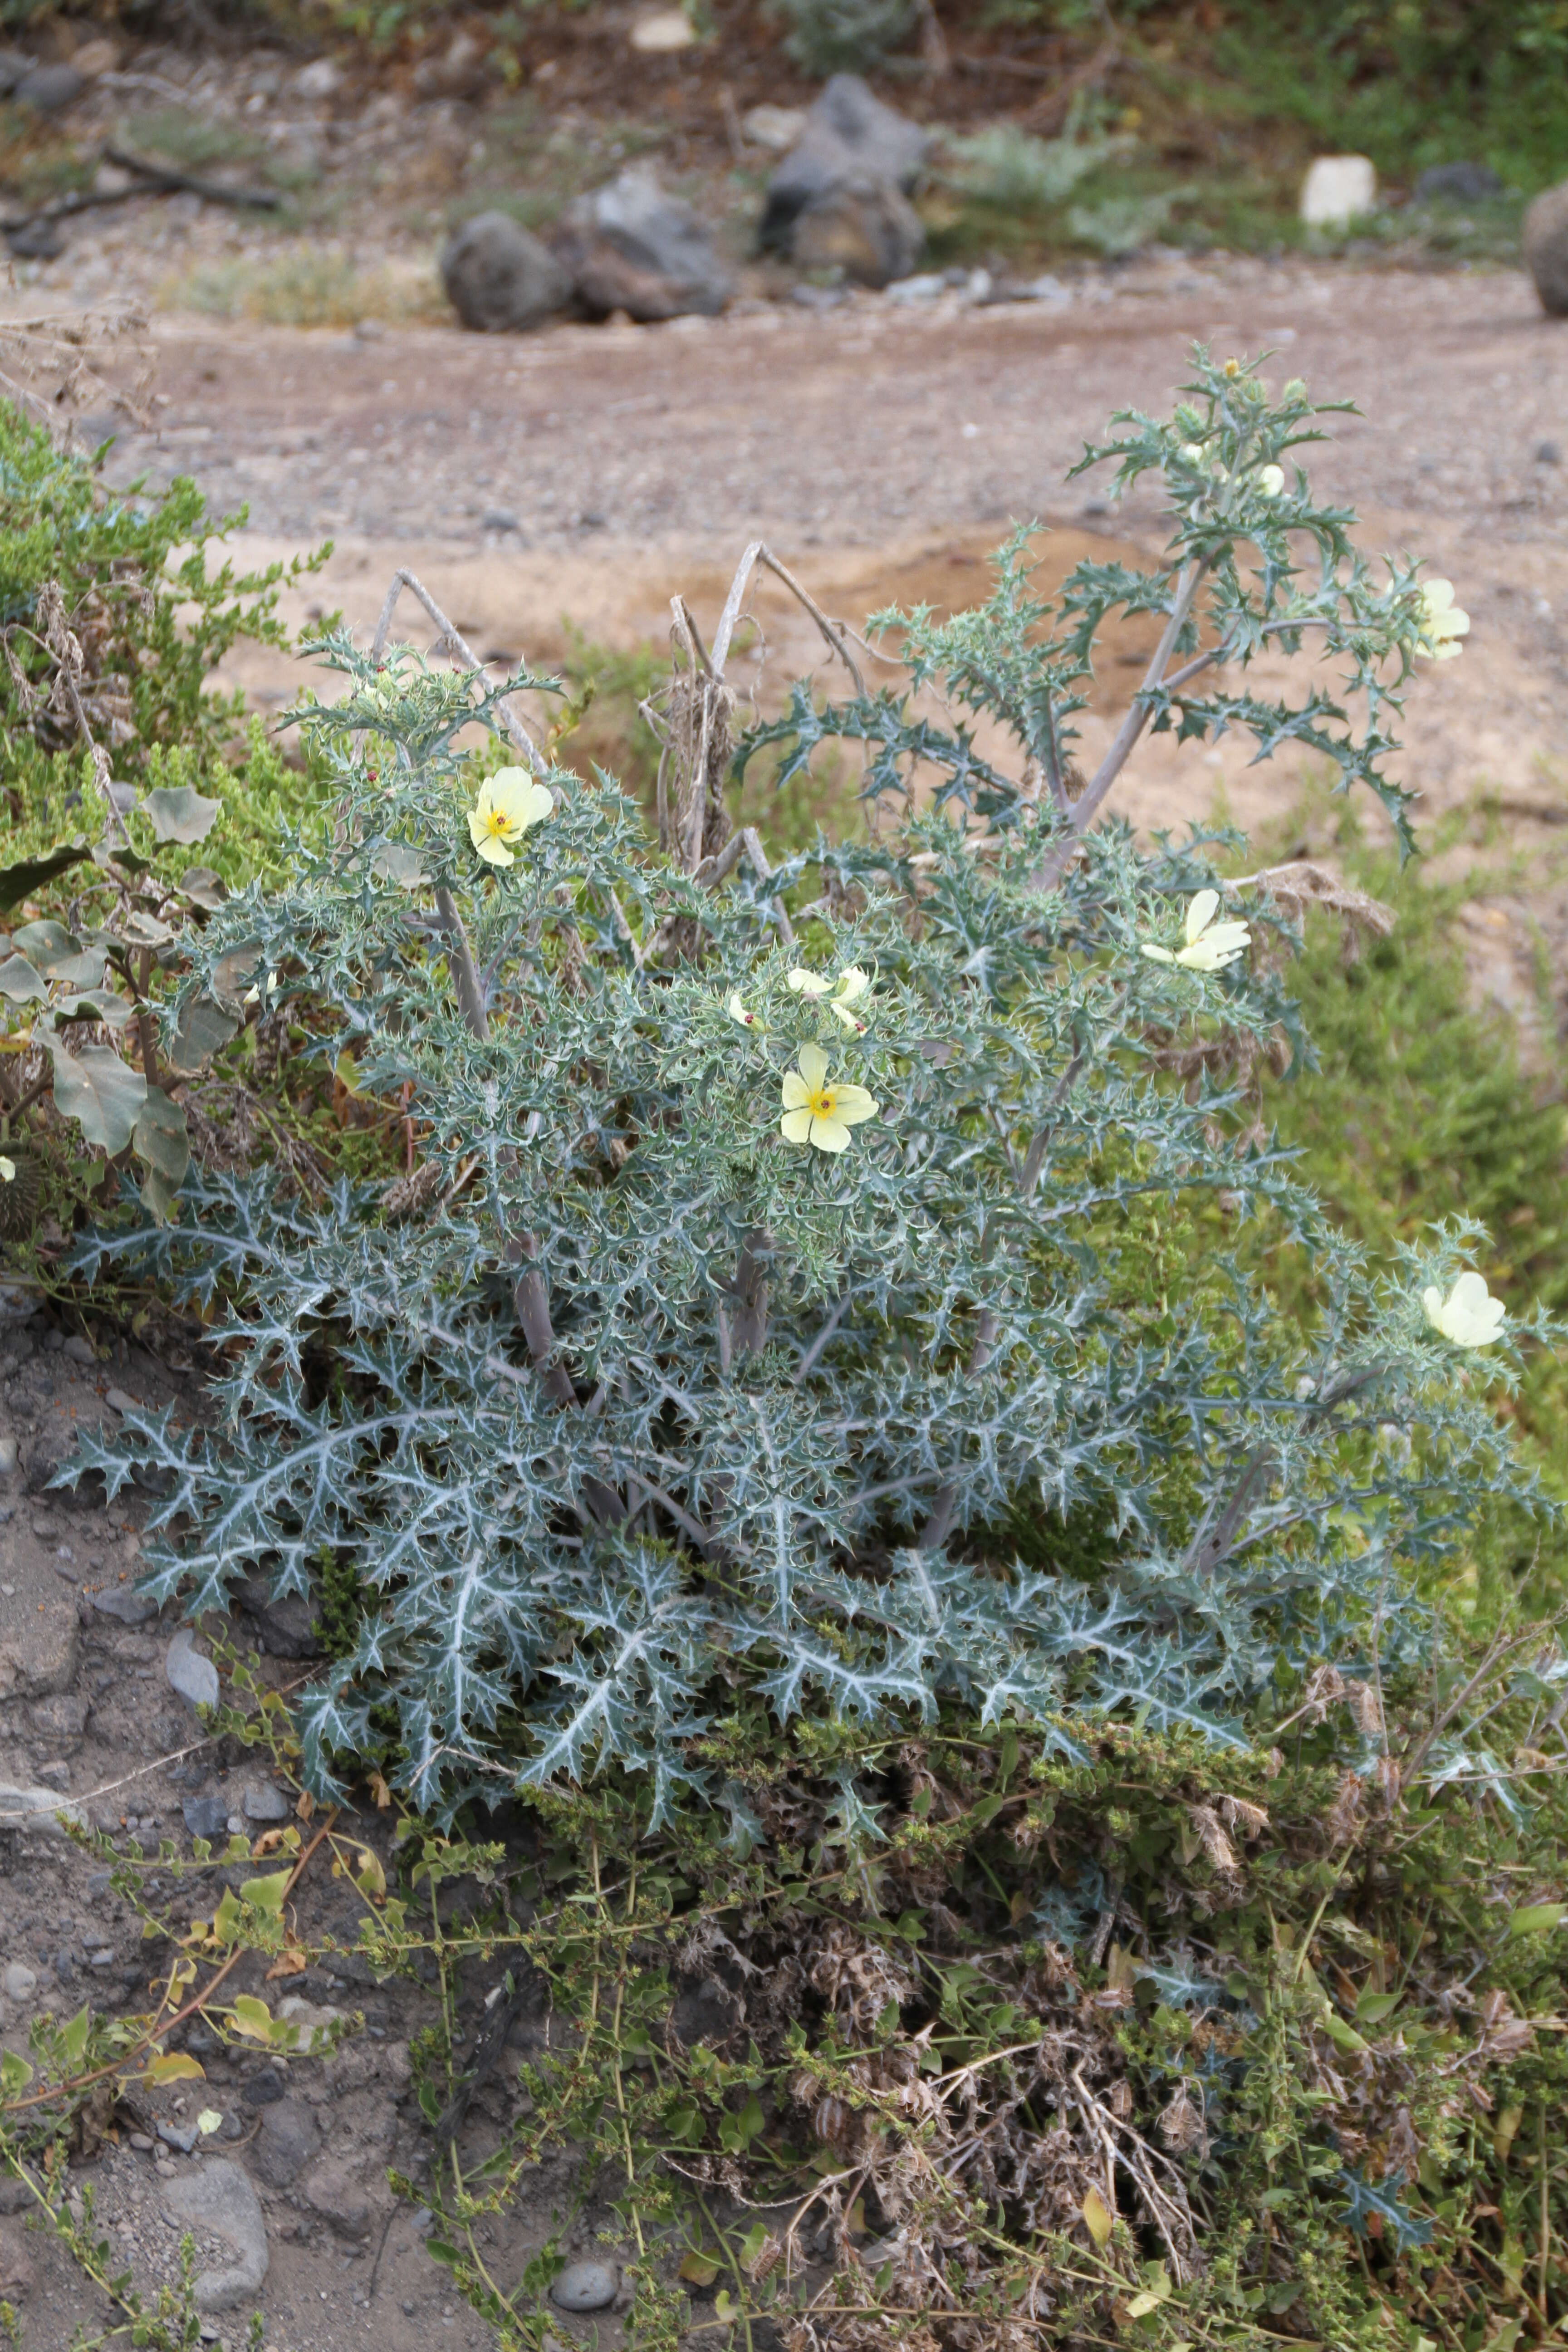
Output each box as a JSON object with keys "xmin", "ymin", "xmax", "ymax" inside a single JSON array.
[
  {"xmin": 482, "ymin": 508, "xmax": 520, "ymax": 532},
  {"xmin": 61, "ymin": 1334, "xmax": 95, "ymax": 1363},
  {"xmin": 0, "ymin": 1782, "xmax": 87, "ymax": 1837},
  {"xmin": 0, "ymin": 1436, "xmax": 16, "ymax": 1475},
  {"xmin": 103, "ymin": 1386, "xmax": 142, "ymax": 1415},
  {"xmin": 0, "ymin": 50, "xmax": 33, "ymax": 97},
  {"xmin": 294, "ymin": 56, "xmax": 341, "ymax": 99},
  {"xmin": 1416, "ymin": 161, "xmax": 1502, "ymax": 204},
  {"xmin": 240, "ymin": 2066, "xmax": 284, "ymax": 2107},
  {"xmin": 1525, "ymin": 181, "xmax": 1568, "ymax": 316},
  {"xmin": 29, "ymin": 1692, "xmax": 88, "ymax": 1752},
  {"xmin": 94, "ymin": 1584, "xmax": 157, "ymax": 1626},
  {"xmin": 556, "ymin": 169, "xmax": 731, "ymax": 321},
  {"xmin": 166, "ymin": 1627, "xmax": 219, "ymax": 1711},
  {"xmin": 182, "ymin": 1794, "xmax": 230, "ymax": 1841},
  {"xmin": 249, "ymin": 2097, "xmax": 320, "ymax": 2188},
  {"xmin": 242, "ymin": 1782, "xmax": 290, "ymax": 1823},
  {"xmin": 14, "ymin": 63, "xmax": 83, "ymax": 112},
  {"xmin": 792, "ymin": 177, "xmax": 924, "ymax": 288},
  {"xmin": 761, "ymin": 74, "xmax": 929, "ymax": 254},
  {"xmin": 303, "ymin": 2160, "xmax": 372, "ymax": 2239},
  {"xmin": 0, "ymin": 2215, "xmax": 35, "ymax": 2306},
  {"xmin": 156, "ymin": 2118, "xmax": 198, "ymax": 2154},
  {"xmin": 231, "ymin": 1576, "xmax": 322, "ymax": 1660},
  {"xmin": 160, "ymin": 2162, "xmax": 269, "ymax": 2313},
  {"xmin": 441, "ymin": 211, "xmax": 570, "ymax": 334},
  {"xmin": 2, "ymin": 1962, "xmax": 37, "ymax": 2002},
  {"xmin": 551, "ymin": 2260, "xmax": 619, "ymax": 2313}
]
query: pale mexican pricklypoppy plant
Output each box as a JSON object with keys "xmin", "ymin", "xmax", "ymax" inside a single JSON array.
[{"xmin": 64, "ymin": 352, "xmax": 1555, "ymax": 1827}]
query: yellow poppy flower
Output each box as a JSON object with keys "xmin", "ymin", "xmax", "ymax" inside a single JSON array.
[
  {"xmin": 779, "ymin": 1042, "xmax": 878, "ymax": 1155},
  {"xmin": 788, "ymin": 964, "xmax": 874, "ymax": 1031},
  {"xmin": 1414, "ymin": 578, "xmax": 1469, "ymax": 662},
  {"xmin": 1257, "ymin": 464, "xmax": 1285, "ymax": 497},
  {"xmin": 1141, "ymin": 888, "xmax": 1250, "ymax": 974},
  {"xmin": 1423, "ymin": 1271, "xmax": 1504, "ymax": 1349},
  {"xmin": 468, "ymin": 767, "xmax": 554, "ymax": 867}
]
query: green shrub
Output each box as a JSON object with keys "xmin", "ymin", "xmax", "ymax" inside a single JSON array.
[
  {"xmin": 772, "ymin": 0, "xmax": 920, "ymax": 76},
  {"xmin": 0, "ymin": 407, "xmax": 330, "ymax": 1226}
]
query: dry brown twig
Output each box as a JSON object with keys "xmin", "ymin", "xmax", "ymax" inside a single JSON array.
[{"xmin": 0, "ymin": 288, "xmax": 154, "ymax": 446}]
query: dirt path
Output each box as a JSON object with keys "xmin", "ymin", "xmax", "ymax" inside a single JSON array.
[{"xmin": 78, "ymin": 249, "xmax": 1567, "ymax": 861}]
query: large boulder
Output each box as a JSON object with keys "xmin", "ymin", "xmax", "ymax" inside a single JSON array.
[
  {"xmin": 760, "ymin": 73, "xmax": 929, "ymax": 256},
  {"xmin": 555, "ymin": 169, "xmax": 731, "ymax": 320},
  {"xmin": 792, "ymin": 177, "xmax": 924, "ymax": 289},
  {"xmin": 1524, "ymin": 181, "xmax": 1568, "ymax": 317},
  {"xmin": 441, "ymin": 211, "xmax": 570, "ymax": 334}
]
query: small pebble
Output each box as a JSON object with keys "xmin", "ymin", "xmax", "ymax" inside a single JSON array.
[
  {"xmin": 0, "ymin": 1437, "xmax": 17, "ymax": 1475},
  {"xmin": 63, "ymin": 1333, "xmax": 96, "ymax": 1363},
  {"xmin": 550, "ymin": 2260, "xmax": 619, "ymax": 2313}
]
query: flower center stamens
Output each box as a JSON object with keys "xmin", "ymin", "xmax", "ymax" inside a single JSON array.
[{"xmin": 809, "ymin": 1088, "xmax": 836, "ymax": 1119}]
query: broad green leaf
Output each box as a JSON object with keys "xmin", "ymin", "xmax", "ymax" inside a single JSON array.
[
  {"xmin": 60, "ymin": 2004, "xmax": 91, "ymax": 2068},
  {"xmin": 142, "ymin": 2051, "xmax": 206, "ymax": 2084},
  {"xmin": 145, "ymin": 784, "xmax": 220, "ymax": 845},
  {"xmin": 0, "ymin": 953, "xmax": 46, "ymax": 1003},
  {"xmin": 46, "ymin": 1039, "xmax": 147, "ymax": 1154},
  {"xmin": 140, "ymin": 1164, "xmax": 181, "ymax": 1224},
  {"xmin": 1321, "ymin": 2009, "xmax": 1368, "ymax": 2053},
  {"xmin": 0, "ymin": 842, "xmax": 90, "ymax": 911},
  {"xmin": 0, "ymin": 2050, "xmax": 34, "ymax": 2095},
  {"xmin": 166, "ymin": 993, "xmax": 240, "ymax": 1075},
  {"xmin": 1082, "ymin": 2188, "xmax": 1113, "ymax": 2246},
  {"xmin": 115, "ymin": 909, "xmax": 176, "ymax": 951},
  {"xmin": 56, "ymin": 988, "xmax": 133, "ymax": 1029},
  {"xmin": 48, "ymin": 951, "xmax": 109, "ymax": 989},
  {"xmin": 212, "ymin": 1887, "xmax": 245, "ymax": 1942},
  {"xmin": 229, "ymin": 1996, "xmax": 275, "ymax": 2041},
  {"xmin": 241, "ymin": 1870, "xmax": 291, "ymax": 1919},
  {"xmin": 133, "ymin": 1086, "xmax": 191, "ymax": 1186},
  {"xmin": 1508, "ymin": 1902, "xmax": 1567, "ymax": 1938},
  {"xmin": 679, "ymin": 2251, "xmax": 720, "ymax": 2286},
  {"xmin": 13, "ymin": 920, "xmax": 76, "ymax": 967},
  {"xmin": 1354, "ymin": 1990, "xmax": 1400, "ymax": 2024},
  {"xmin": 179, "ymin": 866, "xmax": 228, "ymax": 912}
]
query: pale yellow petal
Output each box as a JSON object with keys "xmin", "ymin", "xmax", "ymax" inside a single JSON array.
[
  {"xmin": 787, "ymin": 968, "xmax": 831, "ymax": 997},
  {"xmin": 1421, "ymin": 1285, "xmax": 1444, "ymax": 1329},
  {"xmin": 728, "ymin": 990, "xmax": 754, "ymax": 1026},
  {"xmin": 797, "ymin": 1042, "xmax": 828, "ymax": 1090},
  {"xmin": 475, "ymin": 835, "xmax": 515, "ymax": 868},
  {"xmin": 828, "ymin": 999, "xmax": 866, "ymax": 1031},
  {"xmin": 1257, "ymin": 464, "xmax": 1284, "ymax": 497},
  {"xmin": 780, "ymin": 1107, "xmax": 814, "ymax": 1145},
  {"xmin": 830, "ymin": 1086, "xmax": 878, "ymax": 1127},
  {"xmin": 0, "ymin": 1156, "xmax": 13, "ymax": 1183},
  {"xmin": 833, "ymin": 965, "xmax": 871, "ymax": 1003},
  {"xmin": 1141, "ymin": 944, "xmax": 1176, "ymax": 965},
  {"xmin": 781, "ymin": 1071, "xmax": 811, "ymax": 1110},
  {"xmin": 1185, "ymin": 888, "xmax": 1220, "ymax": 946},
  {"xmin": 467, "ymin": 806, "xmax": 492, "ymax": 852},
  {"xmin": 809, "ymin": 1115, "xmax": 852, "ymax": 1153}
]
